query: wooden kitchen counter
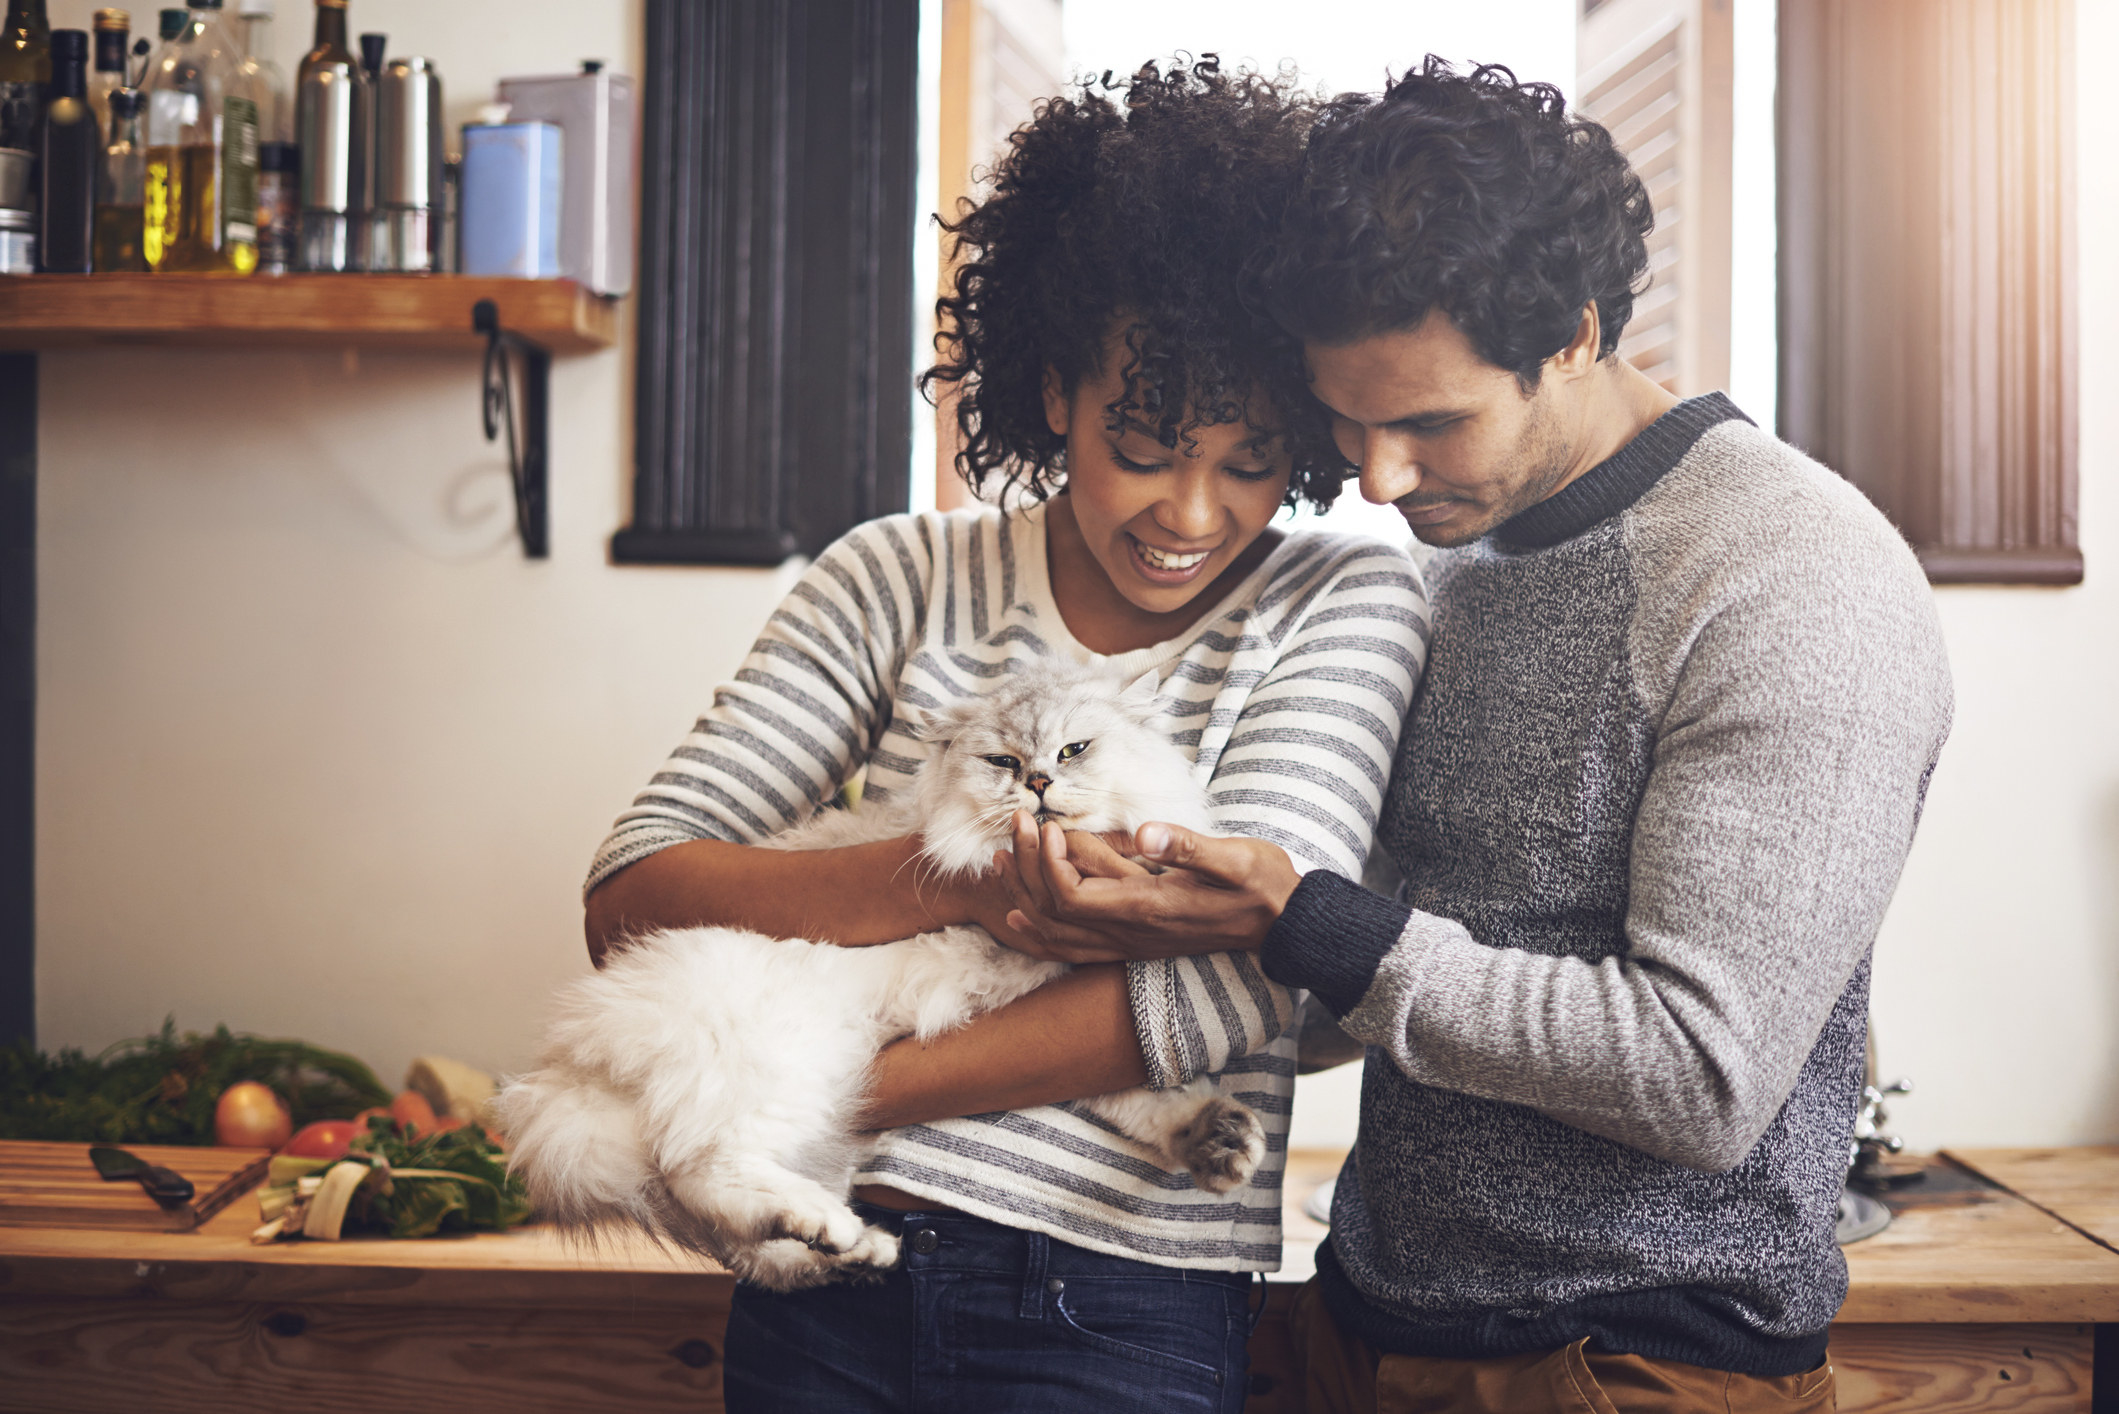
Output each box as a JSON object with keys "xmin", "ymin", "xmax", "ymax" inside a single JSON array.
[{"xmin": 3, "ymin": 1146, "xmax": 2116, "ymax": 1412}]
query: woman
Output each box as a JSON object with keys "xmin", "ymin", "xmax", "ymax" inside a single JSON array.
[{"xmin": 584, "ymin": 60, "xmax": 1427, "ymax": 1411}]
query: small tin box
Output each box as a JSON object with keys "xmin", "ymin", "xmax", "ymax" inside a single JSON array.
[{"xmin": 459, "ymin": 119, "xmax": 561, "ymax": 279}]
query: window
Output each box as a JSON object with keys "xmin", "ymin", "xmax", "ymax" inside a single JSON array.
[
  {"xmin": 616, "ymin": 0, "xmax": 919, "ymax": 565},
  {"xmin": 1779, "ymin": 0, "xmax": 2079, "ymax": 585}
]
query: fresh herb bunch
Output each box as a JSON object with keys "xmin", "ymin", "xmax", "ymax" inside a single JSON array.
[
  {"xmin": 344, "ymin": 1115, "xmax": 532, "ymax": 1238},
  {"xmin": 0, "ymin": 1019, "xmax": 391, "ymax": 1144}
]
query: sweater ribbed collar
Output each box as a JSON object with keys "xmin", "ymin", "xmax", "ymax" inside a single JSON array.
[{"xmin": 1493, "ymin": 392, "xmax": 1751, "ymax": 550}]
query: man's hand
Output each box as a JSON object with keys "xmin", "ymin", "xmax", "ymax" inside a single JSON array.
[{"xmin": 995, "ymin": 811, "xmax": 1300, "ymax": 963}]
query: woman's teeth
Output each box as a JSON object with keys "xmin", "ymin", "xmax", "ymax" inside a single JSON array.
[{"xmin": 1137, "ymin": 543, "xmax": 1209, "ymax": 571}]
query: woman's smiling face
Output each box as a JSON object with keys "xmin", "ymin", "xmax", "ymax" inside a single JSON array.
[{"xmin": 1042, "ymin": 335, "xmax": 1296, "ymax": 618}]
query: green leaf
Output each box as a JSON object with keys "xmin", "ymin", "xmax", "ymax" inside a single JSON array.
[{"xmin": 387, "ymin": 1178, "xmax": 469, "ymax": 1239}]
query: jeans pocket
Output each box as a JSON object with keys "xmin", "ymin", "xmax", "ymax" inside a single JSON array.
[{"xmin": 1048, "ymin": 1288, "xmax": 1228, "ymax": 1383}]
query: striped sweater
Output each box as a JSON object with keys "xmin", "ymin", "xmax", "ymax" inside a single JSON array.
[{"xmin": 588, "ymin": 502, "xmax": 1428, "ymax": 1270}]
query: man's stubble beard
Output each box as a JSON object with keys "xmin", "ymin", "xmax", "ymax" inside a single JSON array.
[{"xmin": 1410, "ymin": 386, "xmax": 1576, "ymax": 548}]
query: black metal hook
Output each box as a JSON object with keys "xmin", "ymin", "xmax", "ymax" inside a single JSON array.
[{"xmin": 473, "ymin": 298, "xmax": 551, "ymax": 558}]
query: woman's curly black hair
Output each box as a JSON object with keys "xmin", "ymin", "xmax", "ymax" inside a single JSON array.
[
  {"xmin": 921, "ymin": 58, "xmax": 1348, "ymax": 509},
  {"xmin": 1253, "ymin": 57, "xmax": 1654, "ymax": 387}
]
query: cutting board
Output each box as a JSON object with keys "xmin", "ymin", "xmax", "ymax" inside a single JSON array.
[{"xmin": 0, "ymin": 1140, "xmax": 271, "ymax": 1231}]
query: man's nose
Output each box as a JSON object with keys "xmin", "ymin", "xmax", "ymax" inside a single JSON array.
[
  {"xmin": 1358, "ymin": 430, "xmax": 1422, "ymax": 505},
  {"xmin": 1024, "ymin": 772, "xmax": 1052, "ymax": 796}
]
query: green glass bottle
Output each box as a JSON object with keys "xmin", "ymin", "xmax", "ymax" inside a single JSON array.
[{"xmin": 1, "ymin": 0, "xmax": 52, "ymax": 194}]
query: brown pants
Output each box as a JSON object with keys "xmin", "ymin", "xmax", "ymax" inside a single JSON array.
[{"xmin": 1289, "ymin": 1278, "xmax": 1836, "ymax": 1413}]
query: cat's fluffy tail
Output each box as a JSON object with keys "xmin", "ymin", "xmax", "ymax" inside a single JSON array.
[{"xmin": 492, "ymin": 1067, "xmax": 672, "ymax": 1242}]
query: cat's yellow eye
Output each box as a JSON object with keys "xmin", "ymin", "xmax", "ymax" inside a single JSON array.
[
  {"xmin": 1057, "ymin": 741, "xmax": 1089, "ymax": 761},
  {"xmin": 981, "ymin": 754, "xmax": 1020, "ymax": 772}
]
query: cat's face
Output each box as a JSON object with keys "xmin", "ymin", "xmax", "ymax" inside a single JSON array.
[{"xmin": 910, "ymin": 663, "xmax": 1208, "ymax": 877}]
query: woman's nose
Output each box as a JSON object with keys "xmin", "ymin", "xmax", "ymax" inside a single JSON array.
[{"xmin": 1156, "ymin": 471, "xmax": 1222, "ymax": 539}]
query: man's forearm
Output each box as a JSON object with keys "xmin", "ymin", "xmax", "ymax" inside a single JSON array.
[
  {"xmin": 584, "ymin": 835, "xmax": 974, "ymax": 963},
  {"xmin": 855, "ymin": 964, "xmax": 1148, "ymax": 1130}
]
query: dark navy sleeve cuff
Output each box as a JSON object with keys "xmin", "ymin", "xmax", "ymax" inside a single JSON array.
[{"xmin": 1260, "ymin": 870, "xmax": 1412, "ymax": 1018}]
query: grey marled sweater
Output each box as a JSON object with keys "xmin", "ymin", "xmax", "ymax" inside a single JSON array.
[{"xmin": 1261, "ymin": 394, "xmax": 1952, "ymax": 1373}]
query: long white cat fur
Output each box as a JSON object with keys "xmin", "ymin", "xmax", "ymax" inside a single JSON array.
[{"xmin": 494, "ymin": 662, "xmax": 1268, "ymax": 1291}]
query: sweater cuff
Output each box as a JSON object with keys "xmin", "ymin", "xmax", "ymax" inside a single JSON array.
[{"xmin": 1260, "ymin": 870, "xmax": 1411, "ymax": 1018}]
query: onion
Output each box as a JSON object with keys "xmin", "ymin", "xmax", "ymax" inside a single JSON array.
[{"xmin": 215, "ymin": 1081, "xmax": 294, "ymax": 1148}]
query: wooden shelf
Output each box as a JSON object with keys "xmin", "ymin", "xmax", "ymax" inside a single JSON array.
[{"xmin": 0, "ymin": 273, "xmax": 618, "ymax": 354}]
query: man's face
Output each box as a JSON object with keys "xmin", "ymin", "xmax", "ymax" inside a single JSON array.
[{"xmin": 1306, "ymin": 311, "xmax": 1574, "ymax": 547}]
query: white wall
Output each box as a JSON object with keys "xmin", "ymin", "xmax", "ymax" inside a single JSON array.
[
  {"xmin": 1870, "ymin": 0, "xmax": 2119, "ymax": 1148},
  {"xmin": 33, "ymin": 0, "xmax": 806, "ymax": 1089},
  {"xmin": 31, "ymin": 0, "xmax": 2119, "ymax": 1155}
]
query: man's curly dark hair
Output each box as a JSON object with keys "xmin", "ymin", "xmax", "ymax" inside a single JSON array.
[
  {"xmin": 1254, "ymin": 57, "xmax": 1654, "ymax": 388},
  {"xmin": 922, "ymin": 58, "xmax": 1347, "ymax": 509}
]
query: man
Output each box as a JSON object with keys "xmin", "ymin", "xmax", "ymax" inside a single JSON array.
[{"xmin": 1001, "ymin": 58, "xmax": 1952, "ymax": 1410}]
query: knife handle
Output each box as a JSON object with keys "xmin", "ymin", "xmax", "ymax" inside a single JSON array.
[{"xmin": 138, "ymin": 1165, "xmax": 197, "ymax": 1204}]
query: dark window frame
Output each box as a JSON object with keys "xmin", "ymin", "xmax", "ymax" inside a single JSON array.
[{"xmin": 616, "ymin": 0, "xmax": 918, "ymax": 566}]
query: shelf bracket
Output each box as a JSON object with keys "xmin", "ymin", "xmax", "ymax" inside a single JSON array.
[{"xmin": 472, "ymin": 299, "xmax": 550, "ymax": 558}]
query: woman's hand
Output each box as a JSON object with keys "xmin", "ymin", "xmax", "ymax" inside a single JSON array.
[{"xmin": 996, "ymin": 812, "xmax": 1300, "ymax": 964}]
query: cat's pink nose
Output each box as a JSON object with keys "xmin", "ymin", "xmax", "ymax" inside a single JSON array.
[{"xmin": 1024, "ymin": 772, "xmax": 1052, "ymax": 796}]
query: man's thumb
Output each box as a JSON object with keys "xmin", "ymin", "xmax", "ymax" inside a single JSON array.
[{"xmin": 1136, "ymin": 822, "xmax": 1190, "ymax": 863}]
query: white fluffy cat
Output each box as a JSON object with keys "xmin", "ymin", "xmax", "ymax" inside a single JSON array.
[{"xmin": 495, "ymin": 661, "xmax": 1267, "ymax": 1291}]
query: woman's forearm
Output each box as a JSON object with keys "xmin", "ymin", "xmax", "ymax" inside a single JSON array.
[
  {"xmin": 584, "ymin": 835, "xmax": 979, "ymax": 963},
  {"xmin": 855, "ymin": 964, "xmax": 1148, "ymax": 1130}
]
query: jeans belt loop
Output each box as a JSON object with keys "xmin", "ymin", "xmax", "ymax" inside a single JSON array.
[{"xmin": 1020, "ymin": 1230, "xmax": 1050, "ymax": 1319}]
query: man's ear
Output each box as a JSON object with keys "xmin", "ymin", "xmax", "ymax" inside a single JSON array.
[
  {"xmin": 1549, "ymin": 303, "xmax": 1603, "ymax": 383},
  {"xmin": 1041, "ymin": 366, "xmax": 1071, "ymax": 438}
]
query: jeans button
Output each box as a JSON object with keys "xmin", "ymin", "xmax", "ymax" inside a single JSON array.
[
  {"xmin": 1046, "ymin": 1277, "xmax": 1064, "ymax": 1294},
  {"xmin": 910, "ymin": 1227, "xmax": 939, "ymax": 1255}
]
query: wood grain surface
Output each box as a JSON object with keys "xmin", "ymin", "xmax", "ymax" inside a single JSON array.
[
  {"xmin": 0, "ymin": 1297, "xmax": 732, "ymax": 1414},
  {"xmin": 1838, "ymin": 1156, "xmax": 2119, "ymax": 1323},
  {"xmin": 0, "ymin": 274, "xmax": 619, "ymax": 354},
  {"xmin": 4, "ymin": 1148, "xmax": 2117, "ymax": 1411},
  {"xmin": 1828, "ymin": 1323, "xmax": 2092, "ymax": 1413},
  {"xmin": 1950, "ymin": 1146, "xmax": 2119, "ymax": 1254},
  {"xmin": 0, "ymin": 1141, "xmax": 269, "ymax": 1232}
]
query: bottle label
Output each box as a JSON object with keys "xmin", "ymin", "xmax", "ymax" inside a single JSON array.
[{"xmin": 222, "ymin": 95, "xmax": 259, "ymax": 247}]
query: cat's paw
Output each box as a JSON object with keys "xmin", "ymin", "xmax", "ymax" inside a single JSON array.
[
  {"xmin": 1174, "ymin": 1097, "xmax": 1266, "ymax": 1194},
  {"xmin": 768, "ymin": 1195, "xmax": 869, "ymax": 1256},
  {"xmin": 829, "ymin": 1225, "xmax": 901, "ymax": 1280},
  {"xmin": 732, "ymin": 1239, "xmax": 836, "ymax": 1292}
]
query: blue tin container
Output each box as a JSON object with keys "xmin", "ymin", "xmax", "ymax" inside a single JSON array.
[{"xmin": 460, "ymin": 120, "xmax": 562, "ymax": 279}]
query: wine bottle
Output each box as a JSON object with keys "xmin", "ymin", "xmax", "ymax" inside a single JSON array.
[
  {"xmin": 0, "ymin": 0, "xmax": 51, "ymax": 210},
  {"xmin": 37, "ymin": 27, "xmax": 92, "ymax": 270}
]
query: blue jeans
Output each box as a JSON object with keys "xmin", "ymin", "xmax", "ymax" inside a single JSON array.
[{"xmin": 722, "ymin": 1202, "xmax": 1256, "ymax": 1412}]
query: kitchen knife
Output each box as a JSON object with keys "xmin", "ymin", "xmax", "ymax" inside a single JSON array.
[{"xmin": 88, "ymin": 1146, "xmax": 197, "ymax": 1205}]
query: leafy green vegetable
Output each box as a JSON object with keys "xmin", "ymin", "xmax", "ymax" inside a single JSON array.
[
  {"xmin": 341, "ymin": 1115, "xmax": 532, "ymax": 1237},
  {"xmin": 0, "ymin": 1019, "xmax": 391, "ymax": 1144}
]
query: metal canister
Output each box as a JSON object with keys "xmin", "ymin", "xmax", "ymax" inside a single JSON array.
[
  {"xmin": 374, "ymin": 56, "xmax": 441, "ymax": 273},
  {"xmin": 0, "ymin": 206, "xmax": 34, "ymax": 274},
  {"xmin": 295, "ymin": 56, "xmax": 366, "ymax": 272}
]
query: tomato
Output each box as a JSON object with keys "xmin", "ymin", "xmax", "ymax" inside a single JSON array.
[
  {"xmin": 214, "ymin": 1081, "xmax": 294, "ymax": 1149},
  {"xmin": 282, "ymin": 1119, "xmax": 360, "ymax": 1159},
  {"xmin": 353, "ymin": 1106, "xmax": 394, "ymax": 1132},
  {"xmin": 390, "ymin": 1089, "xmax": 438, "ymax": 1136}
]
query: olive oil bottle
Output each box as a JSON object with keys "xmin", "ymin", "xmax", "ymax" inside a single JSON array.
[
  {"xmin": 141, "ymin": 0, "xmax": 256, "ymax": 272},
  {"xmin": 94, "ymin": 87, "xmax": 148, "ymax": 270}
]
